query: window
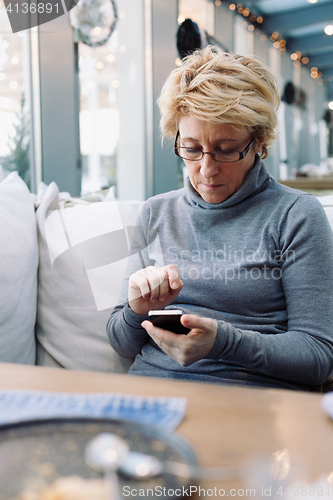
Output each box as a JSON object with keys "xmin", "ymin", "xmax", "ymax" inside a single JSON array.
[
  {"xmin": 0, "ymin": 2, "xmax": 32, "ymax": 188},
  {"xmin": 77, "ymin": 0, "xmax": 146, "ymax": 200}
]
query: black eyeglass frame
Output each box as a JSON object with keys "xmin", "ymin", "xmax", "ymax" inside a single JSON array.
[{"xmin": 174, "ymin": 131, "xmax": 255, "ymax": 163}]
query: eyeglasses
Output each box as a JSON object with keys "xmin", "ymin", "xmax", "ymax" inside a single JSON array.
[{"xmin": 174, "ymin": 131, "xmax": 255, "ymax": 163}]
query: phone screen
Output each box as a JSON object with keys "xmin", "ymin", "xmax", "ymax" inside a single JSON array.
[{"xmin": 148, "ymin": 310, "xmax": 190, "ymax": 335}]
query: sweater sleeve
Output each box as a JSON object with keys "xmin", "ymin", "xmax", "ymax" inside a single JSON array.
[
  {"xmin": 106, "ymin": 201, "xmax": 160, "ymax": 358},
  {"xmin": 107, "ymin": 301, "xmax": 149, "ymax": 358},
  {"xmin": 206, "ymin": 195, "xmax": 333, "ymax": 386}
]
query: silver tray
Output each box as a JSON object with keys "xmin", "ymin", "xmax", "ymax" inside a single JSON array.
[{"xmin": 0, "ymin": 417, "xmax": 197, "ymax": 499}]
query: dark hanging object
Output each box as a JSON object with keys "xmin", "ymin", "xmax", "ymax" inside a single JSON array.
[
  {"xmin": 282, "ymin": 82, "xmax": 295, "ymax": 105},
  {"xmin": 176, "ymin": 19, "xmax": 202, "ymax": 59},
  {"xmin": 323, "ymin": 109, "xmax": 333, "ymax": 126}
]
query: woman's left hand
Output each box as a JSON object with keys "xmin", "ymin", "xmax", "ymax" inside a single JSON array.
[{"xmin": 141, "ymin": 314, "xmax": 218, "ymax": 367}]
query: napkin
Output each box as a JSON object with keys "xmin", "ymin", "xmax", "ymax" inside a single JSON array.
[
  {"xmin": 0, "ymin": 390, "xmax": 187, "ymax": 431},
  {"xmin": 321, "ymin": 391, "xmax": 333, "ymax": 421}
]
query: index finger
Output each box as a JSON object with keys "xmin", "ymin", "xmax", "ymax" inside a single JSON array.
[{"xmin": 163, "ymin": 264, "xmax": 181, "ymax": 290}]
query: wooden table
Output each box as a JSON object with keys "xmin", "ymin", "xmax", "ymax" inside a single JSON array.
[
  {"xmin": 277, "ymin": 178, "xmax": 333, "ymax": 192},
  {"xmin": 1, "ymin": 362, "xmax": 333, "ymax": 497}
]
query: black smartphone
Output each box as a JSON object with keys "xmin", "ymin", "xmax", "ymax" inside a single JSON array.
[{"xmin": 148, "ymin": 309, "xmax": 191, "ymax": 335}]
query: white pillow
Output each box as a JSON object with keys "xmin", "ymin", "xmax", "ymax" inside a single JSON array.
[
  {"xmin": 35, "ymin": 181, "xmax": 143, "ymax": 372},
  {"xmin": 0, "ymin": 172, "xmax": 38, "ymax": 364}
]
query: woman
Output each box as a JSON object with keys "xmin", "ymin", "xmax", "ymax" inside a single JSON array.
[{"xmin": 107, "ymin": 47, "xmax": 333, "ymax": 391}]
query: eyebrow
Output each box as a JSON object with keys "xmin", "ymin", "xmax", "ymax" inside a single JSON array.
[{"xmin": 180, "ymin": 137, "xmax": 240, "ymax": 143}]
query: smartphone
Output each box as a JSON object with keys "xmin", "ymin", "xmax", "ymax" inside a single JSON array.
[{"xmin": 148, "ymin": 309, "xmax": 191, "ymax": 335}]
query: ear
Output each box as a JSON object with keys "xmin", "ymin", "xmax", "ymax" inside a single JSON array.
[{"xmin": 254, "ymin": 137, "xmax": 265, "ymax": 155}]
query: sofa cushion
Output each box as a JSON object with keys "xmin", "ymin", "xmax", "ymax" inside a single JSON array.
[
  {"xmin": 35, "ymin": 181, "xmax": 143, "ymax": 372},
  {"xmin": 0, "ymin": 172, "xmax": 37, "ymax": 364}
]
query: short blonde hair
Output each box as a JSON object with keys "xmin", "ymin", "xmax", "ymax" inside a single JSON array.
[{"xmin": 158, "ymin": 46, "xmax": 280, "ymax": 159}]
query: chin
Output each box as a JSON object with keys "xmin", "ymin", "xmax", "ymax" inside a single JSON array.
[
  {"xmin": 202, "ymin": 194, "xmax": 228, "ymax": 204},
  {"xmin": 199, "ymin": 189, "xmax": 230, "ymax": 204}
]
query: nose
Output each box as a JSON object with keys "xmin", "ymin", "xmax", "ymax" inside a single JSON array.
[{"xmin": 200, "ymin": 153, "xmax": 220, "ymax": 179}]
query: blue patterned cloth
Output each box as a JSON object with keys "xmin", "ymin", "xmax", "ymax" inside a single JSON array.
[{"xmin": 0, "ymin": 390, "xmax": 187, "ymax": 431}]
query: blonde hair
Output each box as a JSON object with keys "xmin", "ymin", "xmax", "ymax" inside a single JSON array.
[{"xmin": 158, "ymin": 46, "xmax": 280, "ymax": 159}]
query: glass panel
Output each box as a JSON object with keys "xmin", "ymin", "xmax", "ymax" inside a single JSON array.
[
  {"xmin": 0, "ymin": 2, "xmax": 32, "ymax": 188},
  {"xmin": 178, "ymin": 0, "xmax": 214, "ymax": 34},
  {"xmin": 77, "ymin": 0, "xmax": 146, "ymax": 200},
  {"xmin": 78, "ymin": 37, "xmax": 119, "ymax": 195}
]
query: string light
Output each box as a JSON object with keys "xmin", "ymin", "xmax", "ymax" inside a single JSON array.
[
  {"xmin": 311, "ymin": 66, "xmax": 319, "ymax": 79},
  {"xmin": 229, "ymin": 3, "xmax": 268, "ymax": 42},
  {"xmin": 324, "ymin": 24, "xmax": 333, "ymax": 36}
]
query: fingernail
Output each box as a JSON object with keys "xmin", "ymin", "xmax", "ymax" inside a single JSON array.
[{"xmin": 171, "ymin": 281, "xmax": 178, "ymax": 288}]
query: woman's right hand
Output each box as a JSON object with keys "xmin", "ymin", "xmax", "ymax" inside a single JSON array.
[{"xmin": 128, "ymin": 264, "xmax": 183, "ymax": 315}]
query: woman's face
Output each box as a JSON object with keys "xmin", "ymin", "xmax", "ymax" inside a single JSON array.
[{"xmin": 178, "ymin": 116, "xmax": 263, "ymax": 204}]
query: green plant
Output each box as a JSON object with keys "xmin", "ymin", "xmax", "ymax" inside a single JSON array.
[{"xmin": 2, "ymin": 96, "xmax": 30, "ymax": 188}]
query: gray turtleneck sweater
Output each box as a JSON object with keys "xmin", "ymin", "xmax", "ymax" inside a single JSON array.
[{"xmin": 107, "ymin": 158, "xmax": 333, "ymax": 391}]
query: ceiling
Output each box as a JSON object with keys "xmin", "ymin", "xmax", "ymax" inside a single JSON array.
[{"xmin": 231, "ymin": 0, "xmax": 333, "ymax": 99}]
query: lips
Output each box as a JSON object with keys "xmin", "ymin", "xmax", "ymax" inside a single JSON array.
[{"xmin": 202, "ymin": 184, "xmax": 223, "ymax": 189}]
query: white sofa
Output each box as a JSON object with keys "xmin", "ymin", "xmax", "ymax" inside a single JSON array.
[
  {"xmin": 0, "ymin": 172, "xmax": 143, "ymax": 373},
  {"xmin": 1, "ymin": 172, "xmax": 333, "ymax": 383}
]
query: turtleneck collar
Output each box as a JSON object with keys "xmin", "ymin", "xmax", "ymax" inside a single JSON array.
[{"xmin": 184, "ymin": 156, "xmax": 271, "ymax": 209}]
